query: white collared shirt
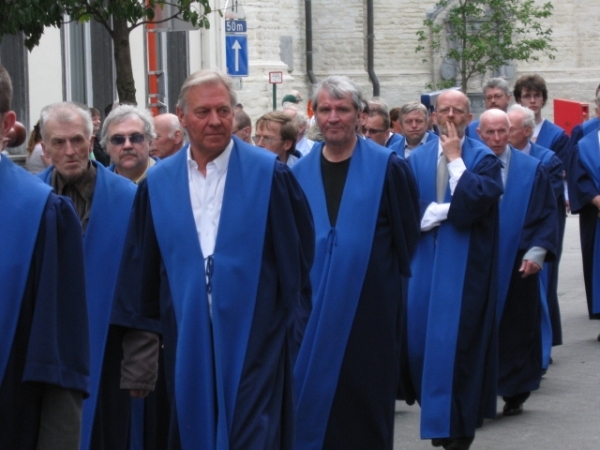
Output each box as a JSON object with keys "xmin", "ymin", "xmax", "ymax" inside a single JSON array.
[{"xmin": 187, "ymin": 140, "xmax": 233, "ymax": 311}]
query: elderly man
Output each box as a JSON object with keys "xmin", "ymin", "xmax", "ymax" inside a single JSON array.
[
  {"xmin": 232, "ymin": 109, "xmax": 253, "ymax": 144},
  {"xmin": 254, "ymin": 111, "xmax": 300, "ymax": 166},
  {"xmin": 111, "ymin": 70, "xmax": 314, "ymax": 449},
  {"xmin": 478, "ymin": 109, "xmax": 558, "ymax": 417},
  {"xmin": 0, "ymin": 66, "xmax": 89, "ymax": 450},
  {"xmin": 364, "ymin": 100, "xmax": 403, "ymax": 148},
  {"xmin": 407, "ymin": 89, "xmax": 503, "ymax": 450},
  {"xmin": 282, "ymin": 102, "xmax": 315, "ymax": 155},
  {"xmin": 390, "ymin": 101, "xmax": 439, "ymax": 158},
  {"xmin": 103, "ymin": 104, "xmax": 156, "ymax": 183},
  {"xmin": 466, "ymin": 77, "xmax": 512, "ymax": 141},
  {"xmin": 151, "ymin": 113, "xmax": 184, "ymax": 159},
  {"xmin": 37, "ymin": 102, "xmax": 154, "ymax": 450},
  {"xmin": 292, "ymin": 76, "xmax": 420, "ymax": 449},
  {"xmin": 508, "ymin": 105, "xmax": 565, "ymax": 360},
  {"xmin": 568, "ymin": 93, "xmax": 600, "ymax": 338}
]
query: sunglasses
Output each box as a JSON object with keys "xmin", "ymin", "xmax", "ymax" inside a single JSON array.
[{"xmin": 109, "ymin": 133, "xmax": 145, "ymax": 146}]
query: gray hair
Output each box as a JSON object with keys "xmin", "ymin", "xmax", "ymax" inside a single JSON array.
[
  {"xmin": 367, "ymin": 99, "xmax": 390, "ymax": 129},
  {"xmin": 399, "ymin": 101, "xmax": 429, "ymax": 122},
  {"xmin": 100, "ymin": 104, "xmax": 156, "ymax": 148},
  {"xmin": 156, "ymin": 113, "xmax": 184, "ymax": 139},
  {"xmin": 508, "ymin": 104, "xmax": 535, "ymax": 129},
  {"xmin": 39, "ymin": 102, "xmax": 93, "ymax": 141},
  {"xmin": 483, "ymin": 77, "xmax": 511, "ymax": 96},
  {"xmin": 177, "ymin": 70, "xmax": 237, "ymax": 112},
  {"xmin": 311, "ymin": 75, "xmax": 364, "ymax": 113},
  {"xmin": 282, "ymin": 102, "xmax": 309, "ymax": 129}
]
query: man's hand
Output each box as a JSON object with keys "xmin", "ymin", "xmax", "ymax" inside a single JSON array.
[
  {"xmin": 519, "ymin": 260, "xmax": 541, "ymax": 278},
  {"xmin": 440, "ymin": 122, "xmax": 462, "ymax": 162},
  {"xmin": 130, "ymin": 389, "xmax": 150, "ymax": 399},
  {"xmin": 591, "ymin": 195, "xmax": 600, "ymax": 211}
]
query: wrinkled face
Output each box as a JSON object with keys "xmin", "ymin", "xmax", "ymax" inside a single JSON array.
[
  {"xmin": 478, "ymin": 114, "xmax": 511, "ymax": 156},
  {"xmin": 255, "ymin": 121, "xmax": 292, "ymax": 162},
  {"xmin": 519, "ymin": 88, "xmax": 545, "ymax": 116},
  {"xmin": 152, "ymin": 119, "xmax": 179, "ymax": 159},
  {"xmin": 42, "ymin": 115, "xmax": 93, "ymax": 182},
  {"xmin": 315, "ymin": 90, "xmax": 360, "ymax": 148},
  {"xmin": 400, "ymin": 110, "xmax": 428, "ymax": 146},
  {"xmin": 507, "ymin": 111, "xmax": 531, "ymax": 149},
  {"xmin": 106, "ymin": 116, "xmax": 150, "ymax": 174},
  {"xmin": 433, "ymin": 91, "xmax": 473, "ymax": 138},
  {"xmin": 177, "ymin": 82, "xmax": 234, "ymax": 158},
  {"xmin": 484, "ymin": 87, "xmax": 511, "ymax": 111},
  {"xmin": 364, "ymin": 114, "xmax": 388, "ymax": 146}
]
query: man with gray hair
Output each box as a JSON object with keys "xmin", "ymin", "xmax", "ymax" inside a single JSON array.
[
  {"xmin": 151, "ymin": 113, "xmax": 185, "ymax": 159},
  {"xmin": 466, "ymin": 77, "xmax": 512, "ymax": 141},
  {"xmin": 390, "ymin": 101, "xmax": 438, "ymax": 158},
  {"xmin": 102, "ymin": 104, "xmax": 156, "ymax": 183},
  {"xmin": 282, "ymin": 101, "xmax": 315, "ymax": 155},
  {"xmin": 111, "ymin": 69, "xmax": 315, "ymax": 449},
  {"xmin": 292, "ymin": 75, "xmax": 420, "ymax": 449},
  {"xmin": 37, "ymin": 101, "xmax": 157, "ymax": 449},
  {"xmin": 509, "ymin": 104, "xmax": 565, "ymax": 359},
  {"xmin": 364, "ymin": 99, "xmax": 404, "ymax": 148}
]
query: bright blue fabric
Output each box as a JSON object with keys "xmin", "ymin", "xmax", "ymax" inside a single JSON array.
[
  {"xmin": 147, "ymin": 140, "xmax": 275, "ymax": 449},
  {"xmin": 292, "ymin": 137, "xmax": 391, "ymax": 450}
]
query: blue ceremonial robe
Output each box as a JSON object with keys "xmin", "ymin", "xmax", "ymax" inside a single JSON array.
[
  {"xmin": 407, "ymin": 137, "xmax": 503, "ymax": 440},
  {"xmin": 536, "ymin": 119, "xmax": 570, "ymax": 167},
  {"xmin": 526, "ymin": 142, "xmax": 565, "ymax": 356},
  {"xmin": 465, "ymin": 119, "xmax": 482, "ymax": 143},
  {"xmin": 568, "ymin": 131, "xmax": 600, "ymax": 318},
  {"xmin": 568, "ymin": 117, "xmax": 600, "ymax": 156},
  {"xmin": 389, "ymin": 132, "xmax": 439, "ymax": 158},
  {"xmin": 386, "ymin": 131, "xmax": 403, "ymax": 148},
  {"xmin": 39, "ymin": 162, "xmax": 137, "ymax": 450},
  {"xmin": 0, "ymin": 156, "xmax": 89, "ymax": 449},
  {"xmin": 292, "ymin": 138, "xmax": 420, "ymax": 450},
  {"xmin": 496, "ymin": 148, "xmax": 558, "ymax": 398},
  {"xmin": 111, "ymin": 137, "xmax": 314, "ymax": 449}
]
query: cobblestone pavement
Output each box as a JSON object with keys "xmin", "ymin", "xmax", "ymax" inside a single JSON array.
[{"xmin": 393, "ymin": 214, "xmax": 600, "ymax": 449}]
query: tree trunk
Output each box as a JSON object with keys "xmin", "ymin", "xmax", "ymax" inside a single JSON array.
[{"xmin": 112, "ymin": 17, "xmax": 137, "ymax": 105}]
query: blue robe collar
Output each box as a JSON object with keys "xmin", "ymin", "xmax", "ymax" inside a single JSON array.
[
  {"xmin": 147, "ymin": 138, "xmax": 276, "ymax": 449},
  {"xmin": 535, "ymin": 120, "xmax": 562, "ymax": 149},
  {"xmin": 0, "ymin": 157, "xmax": 52, "ymax": 383},
  {"xmin": 292, "ymin": 137, "xmax": 392, "ymax": 449}
]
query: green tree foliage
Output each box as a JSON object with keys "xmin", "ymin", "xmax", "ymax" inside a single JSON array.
[
  {"xmin": 416, "ymin": 0, "xmax": 556, "ymax": 92},
  {"xmin": 0, "ymin": 0, "xmax": 213, "ymax": 104}
]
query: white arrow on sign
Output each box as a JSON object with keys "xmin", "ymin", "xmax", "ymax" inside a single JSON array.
[{"xmin": 232, "ymin": 40, "xmax": 242, "ymax": 72}]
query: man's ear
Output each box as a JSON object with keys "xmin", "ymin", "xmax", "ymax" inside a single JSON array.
[
  {"xmin": 1, "ymin": 110, "xmax": 16, "ymax": 139},
  {"xmin": 283, "ymin": 139, "xmax": 294, "ymax": 152}
]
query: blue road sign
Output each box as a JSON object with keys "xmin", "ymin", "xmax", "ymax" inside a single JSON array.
[
  {"xmin": 225, "ymin": 20, "xmax": 247, "ymax": 34},
  {"xmin": 226, "ymin": 35, "xmax": 248, "ymax": 77}
]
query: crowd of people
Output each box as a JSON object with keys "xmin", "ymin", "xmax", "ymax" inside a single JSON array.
[{"xmin": 1, "ymin": 61, "xmax": 599, "ymax": 450}]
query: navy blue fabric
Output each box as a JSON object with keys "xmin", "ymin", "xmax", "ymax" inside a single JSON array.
[
  {"xmin": 407, "ymin": 137, "xmax": 503, "ymax": 440},
  {"xmin": 386, "ymin": 132, "xmax": 403, "ymax": 148},
  {"xmin": 536, "ymin": 120, "xmax": 570, "ymax": 167}
]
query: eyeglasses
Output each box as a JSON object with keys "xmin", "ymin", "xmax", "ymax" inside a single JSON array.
[
  {"xmin": 109, "ymin": 133, "xmax": 146, "ymax": 146},
  {"xmin": 485, "ymin": 93, "xmax": 507, "ymax": 102},
  {"xmin": 436, "ymin": 106, "xmax": 467, "ymax": 116},
  {"xmin": 364, "ymin": 127, "xmax": 387, "ymax": 135},
  {"xmin": 252, "ymin": 135, "xmax": 281, "ymax": 145}
]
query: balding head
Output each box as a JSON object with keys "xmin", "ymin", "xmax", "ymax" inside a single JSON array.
[
  {"xmin": 477, "ymin": 109, "xmax": 511, "ymax": 156},
  {"xmin": 152, "ymin": 113, "xmax": 184, "ymax": 158},
  {"xmin": 433, "ymin": 90, "xmax": 472, "ymax": 138},
  {"xmin": 507, "ymin": 105, "xmax": 535, "ymax": 150}
]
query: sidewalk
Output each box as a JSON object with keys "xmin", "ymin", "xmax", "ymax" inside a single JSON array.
[{"xmin": 393, "ymin": 214, "xmax": 600, "ymax": 449}]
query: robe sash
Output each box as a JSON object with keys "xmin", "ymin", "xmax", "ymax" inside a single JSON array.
[
  {"xmin": 292, "ymin": 137, "xmax": 391, "ymax": 450},
  {"xmin": 148, "ymin": 140, "xmax": 275, "ymax": 449},
  {"xmin": 0, "ymin": 157, "xmax": 51, "ymax": 383}
]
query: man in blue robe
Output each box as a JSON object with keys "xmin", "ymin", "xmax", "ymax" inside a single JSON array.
[
  {"xmin": 568, "ymin": 117, "xmax": 600, "ymax": 335},
  {"xmin": 567, "ymin": 84, "xmax": 600, "ymax": 152},
  {"xmin": 508, "ymin": 105, "xmax": 565, "ymax": 362},
  {"xmin": 111, "ymin": 70, "xmax": 315, "ymax": 449},
  {"xmin": 407, "ymin": 89, "xmax": 504, "ymax": 450},
  {"xmin": 292, "ymin": 76, "xmax": 421, "ymax": 450},
  {"xmin": 466, "ymin": 77, "xmax": 513, "ymax": 143},
  {"xmin": 389, "ymin": 101, "xmax": 439, "ymax": 158},
  {"xmin": 37, "ymin": 102, "xmax": 154, "ymax": 450},
  {"xmin": 478, "ymin": 109, "xmax": 558, "ymax": 416},
  {"xmin": 0, "ymin": 65, "xmax": 90, "ymax": 450},
  {"xmin": 364, "ymin": 99, "xmax": 404, "ymax": 149}
]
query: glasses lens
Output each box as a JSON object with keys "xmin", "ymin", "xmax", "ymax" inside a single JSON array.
[
  {"xmin": 130, "ymin": 133, "xmax": 145, "ymax": 144},
  {"xmin": 109, "ymin": 133, "xmax": 145, "ymax": 146},
  {"xmin": 109, "ymin": 135, "xmax": 126, "ymax": 146}
]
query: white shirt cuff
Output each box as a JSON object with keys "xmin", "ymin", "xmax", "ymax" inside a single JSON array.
[
  {"xmin": 421, "ymin": 202, "xmax": 451, "ymax": 231},
  {"xmin": 448, "ymin": 158, "xmax": 467, "ymax": 195},
  {"xmin": 523, "ymin": 246, "xmax": 547, "ymax": 269}
]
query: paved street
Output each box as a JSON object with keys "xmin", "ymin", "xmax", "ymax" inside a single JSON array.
[{"xmin": 393, "ymin": 214, "xmax": 600, "ymax": 449}]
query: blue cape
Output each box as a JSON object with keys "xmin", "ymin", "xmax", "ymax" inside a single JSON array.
[
  {"xmin": 577, "ymin": 134, "xmax": 600, "ymax": 314},
  {"xmin": 497, "ymin": 148, "xmax": 538, "ymax": 316},
  {"xmin": 38, "ymin": 162, "xmax": 137, "ymax": 449},
  {"xmin": 292, "ymin": 137, "xmax": 391, "ymax": 449},
  {"xmin": 0, "ymin": 157, "xmax": 52, "ymax": 383},
  {"xmin": 147, "ymin": 139, "xmax": 276, "ymax": 449}
]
